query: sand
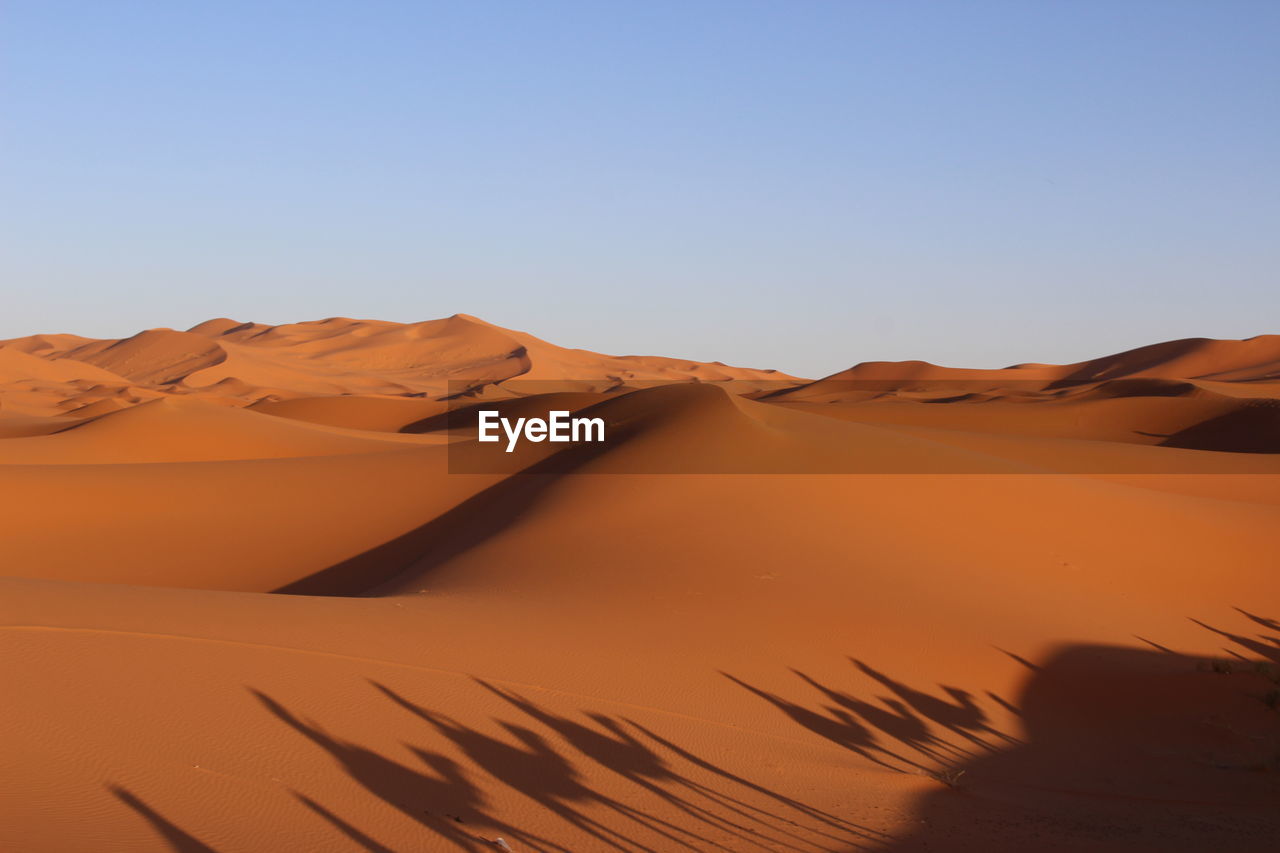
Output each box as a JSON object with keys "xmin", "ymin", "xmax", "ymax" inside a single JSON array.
[{"xmin": 1, "ymin": 318, "xmax": 1278, "ymax": 852}]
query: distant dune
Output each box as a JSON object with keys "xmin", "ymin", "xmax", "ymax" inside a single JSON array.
[
  {"xmin": 0, "ymin": 314, "xmax": 797, "ymax": 418},
  {"xmin": 767, "ymin": 334, "xmax": 1280, "ymax": 400},
  {"xmin": 2, "ymin": 319, "xmax": 1277, "ymax": 852}
]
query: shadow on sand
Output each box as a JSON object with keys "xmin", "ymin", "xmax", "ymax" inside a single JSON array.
[
  {"xmin": 244, "ymin": 681, "xmax": 888, "ymax": 853},
  {"xmin": 108, "ymin": 612, "xmax": 1280, "ymax": 852},
  {"xmin": 108, "ymin": 785, "xmax": 220, "ymax": 853},
  {"xmin": 273, "ymin": 419, "xmax": 642, "ymax": 597},
  {"xmin": 723, "ymin": 613, "xmax": 1280, "ymax": 852}
]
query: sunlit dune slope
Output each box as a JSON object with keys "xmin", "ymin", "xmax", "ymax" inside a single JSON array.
[{"xmin": 1, "ymin": 314, "xmax": 799, "ymax": 417}]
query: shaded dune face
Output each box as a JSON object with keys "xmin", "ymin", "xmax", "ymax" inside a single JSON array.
[
  {"xmin": 1, "ymin": 320, "xmax": 1278, "ymax": 852},
  {"xmin": 1159, "ymin": 402, "xmax": 1280, "ymax": 453}
]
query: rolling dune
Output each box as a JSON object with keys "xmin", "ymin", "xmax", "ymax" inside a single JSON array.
[{"xmin": 2, "ymin": 319, "xmax": 1278, "ymax": 852}]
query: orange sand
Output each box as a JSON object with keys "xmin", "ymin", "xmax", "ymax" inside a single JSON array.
[{"xmin": 1, "ymin": 319, "xmax": 1278, "ymax": 852}]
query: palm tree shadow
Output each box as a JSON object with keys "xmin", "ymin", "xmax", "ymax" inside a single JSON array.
[
  {"xmin": 790, "ymin": 669, "xmax": 965, "ymax": 765},
  {"xmin": 291, "ymin": 793, "xmax": 397, "ymax": 853},
  {"xmin": 1191, "ymin": 617, "xmax": 1280, "ymax": 664},
  {"xmin": 1233, "ymin": 608, "xmax": 1280, "ymax": 632},
  {"xmin": 254, "ymin": 680, "xmax": 886, "ymax": 853},
  {"xmin": 251, "ymin": 688, "xmax": 551, "ymax": 852},
  {"xmin": 619, "ymin": 716, "xmax": 889, "ymax": 849},
  {"xmin": 848, "ymin": 659, "xmax": 1021, "ymax": 751},
  {"xmin": 473, "ymin": 677, "xmax": 886, "ymax": 851},
  {"xmin": 107, "ymin": 785, "xmax": 219, "ymax": 853},
  {"xmin": 721, "ymin": 670, "xmax": 929, "ymax": 772},
  {"xmin": 371, "ymin": 680, "xmax": 693, "ymax": 853}
]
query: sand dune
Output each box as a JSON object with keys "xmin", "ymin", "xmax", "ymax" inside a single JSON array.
[
  {"xmin": 0, "ymin": 397, "xmax": 437, "ymax": 466},
  {"xmin": 2, "ymin": 314, "xmax": 798, "ymax": 418},
  {"xmin": 0, "ymin": 346, "xmax": 132, "ymax": 387},
  {"xmin": 1053, "ymin": 334, "xmax": 1280, "ymax": 384},
  {"xmin": 251, "ymin": 395, "xmax": 451, "ymax": 432},
  {"xmin": 2, "ymin": 321, "xmax": 1278, "ymax": 852},
  {"xmin": 771, "ymin": 334, "xmax": 1280, "ymax": 400},
  {"xmin": 63, "ymin": 328, "xmax": 230, "ymax": 385}
]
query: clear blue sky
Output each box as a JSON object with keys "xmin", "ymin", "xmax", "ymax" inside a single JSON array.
[{"xmin": 3, "ymin": 1, "xmax": 1276, "ymax": 377}]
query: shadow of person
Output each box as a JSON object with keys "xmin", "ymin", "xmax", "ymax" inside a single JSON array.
[
  {"xmin": 475, "ymin": 678, "xmax": 828, "ymax": 852},
  {"xmin": 849, "ymin": 659, "xmax": 1019, "ymax": 751},
  {"xmin": 251, "ymin": 689, "xmax": 548, "ymax": 852},
  {"xmin": 372, "ymin": 680, "xmax": 697, "ymax": 853},
  {"xmin": 108, "ymin": 785, "xmax": 219, "ymax": 853}
]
